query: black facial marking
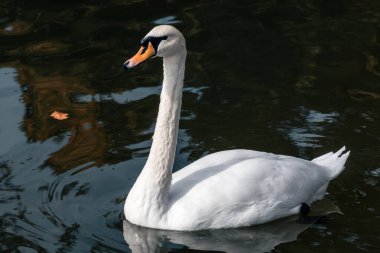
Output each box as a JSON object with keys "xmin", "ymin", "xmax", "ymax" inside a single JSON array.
[
  {"xmin": 141, "ymin": 46, "xmax": 148, "ymax": 55},
  {"xmin": 140, "ymin": 36, "xmax": 168, "ymax": 53}
]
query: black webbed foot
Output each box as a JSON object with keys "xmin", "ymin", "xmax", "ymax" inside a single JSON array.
[{"xmin": 300, "ymin": 202, "xmax": 311, "ymax": 215}]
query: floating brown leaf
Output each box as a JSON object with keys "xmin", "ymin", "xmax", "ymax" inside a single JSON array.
[{"xmin": 50, "ymin": 111, "xmax": 69, "ymax": 120}]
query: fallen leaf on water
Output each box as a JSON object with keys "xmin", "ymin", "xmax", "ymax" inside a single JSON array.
[{"xmin": 50, "ymin": 111, "xmax": 69, "ymax": 120}]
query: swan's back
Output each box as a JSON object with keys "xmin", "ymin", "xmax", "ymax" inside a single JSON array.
[{"xmin": 165, "ymin": 148, "xmax": 349, "ymax": 230}]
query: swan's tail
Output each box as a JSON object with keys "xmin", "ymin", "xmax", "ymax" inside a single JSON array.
[{"xmin": 312, "ymin": 146, "xmax": 350, "ymax": 179}]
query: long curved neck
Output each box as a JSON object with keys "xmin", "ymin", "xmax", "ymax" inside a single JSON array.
[
  {"xmin": 143, "ymin": 53, "xmax": 186, "ymax": 185},
  {"xmin": 126, "ymin": 51, "xmax": 186, "ymax": 223}
]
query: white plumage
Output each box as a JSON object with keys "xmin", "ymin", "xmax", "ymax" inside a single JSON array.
[{"xmin": 123, "ymin": 25, "xmax": 349, "ymax": 231}]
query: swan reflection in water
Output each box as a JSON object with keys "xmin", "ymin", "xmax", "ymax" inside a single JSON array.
[{"xmin": 123, "ymin": 199, "xmax": 340, "ymax": 253}]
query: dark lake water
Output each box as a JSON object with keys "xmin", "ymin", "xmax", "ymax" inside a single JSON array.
[{"xmin": 1, "ymin": 0, "xmax": 380, "ymax": 252}]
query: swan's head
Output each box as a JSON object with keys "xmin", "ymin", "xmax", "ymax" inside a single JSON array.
[{"xmin": 123, "ymin": 25, "xmax": 186, "ymax": 69}]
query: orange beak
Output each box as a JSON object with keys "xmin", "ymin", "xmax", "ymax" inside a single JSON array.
[{"xmin": 123, "ymin": 42, "xmax": 156, "ymax": 69}]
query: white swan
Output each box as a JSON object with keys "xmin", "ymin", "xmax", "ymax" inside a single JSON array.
[{"xmin": 122, "ymin": 25, "xmax": 349, "ymax": 231}]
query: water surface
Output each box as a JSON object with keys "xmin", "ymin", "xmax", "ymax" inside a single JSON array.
[{"xmin": 0, "ymin": 0, "xmax": 380, "ymax": 252}]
